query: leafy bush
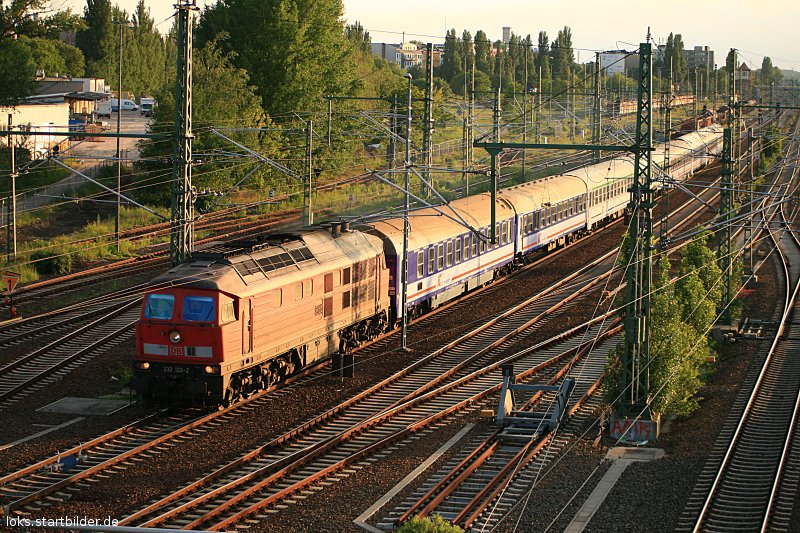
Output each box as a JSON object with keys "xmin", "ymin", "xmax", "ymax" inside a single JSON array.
[
  {"xmin": 29, "ymin": 246, "xmax": 73, "ymax": 276},
  {"xmin": 397, "ymin": 515, "xmax": 464, "ymax": 533}
]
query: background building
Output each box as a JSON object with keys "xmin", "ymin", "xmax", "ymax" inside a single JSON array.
[{"xmin": 686, "ymin": 46, "xmax": 715, "ymax": 72}]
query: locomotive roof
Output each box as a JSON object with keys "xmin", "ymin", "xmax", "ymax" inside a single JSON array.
[{"xmin": 146, "ymin": 228, "xmax": 383, "ymax": 296}]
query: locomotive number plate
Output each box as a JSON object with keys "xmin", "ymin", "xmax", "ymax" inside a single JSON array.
[
  {"xmin": 162, "ymin": 366, "xmax": 189, "ymax": 374},
  {"xmin": 169, "ymin": 346, "xmax": 184, "ymax": 356}
]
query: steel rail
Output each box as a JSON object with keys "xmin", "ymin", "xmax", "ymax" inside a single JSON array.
[
  {"xmin": 690, "ymin": 118, "xmax": 800, "ymax": 533},
  {"xmin": 204, "ymin": 325, "xmax": 621, "ymax": 532}
]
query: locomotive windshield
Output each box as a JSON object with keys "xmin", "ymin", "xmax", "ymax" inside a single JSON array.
[
  {"xmin": 183, "ymin": 295, "xmax": 215, "ymax": 322},
  {"xmin": 144, "ymin": 293, "xmax": 175, "ymax": 320}
]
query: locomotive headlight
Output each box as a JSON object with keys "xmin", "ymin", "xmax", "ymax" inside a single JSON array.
[
  {"xmin": 169, "ymin": 330, "xmax": 181, "ymax": 344},
  {"xmin": 203, "ymin": 365, "xmax": 220, "ymax": 375},
  {"xmin": 135, "ymin": 361, "xmax": 150, "ymax": 370}
]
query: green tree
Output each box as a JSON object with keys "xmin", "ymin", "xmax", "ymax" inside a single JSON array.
[
  {"xmin": 0, "ymin": 0, "xmax": 47, "ymax": 40},
  {"xmin": 760, "ymin": 56, "xmax": 774, "ymax": 87},
  {"xmin": 460, "ymin": 29, "xmax": 474, "ymax": 72},
  {"xmin": 137, "ymin": 38, "xmax": 279, "ymax": 206},
  {"xmin": 474, "ymin": 30, "xmax": 492, "ymax": 77},
  {"xmin": 535, "ymin": 31, "xmax": 550, "ymax": 90},
  {"xmin": 437, "ymin": 28, "xmax": 462, "ymax": 90},
  {"xmin": 196, "ymin": 0, "xmax": 358, "ymax": 117},
  {"xmin": 75, "ymin": 0, "xmax": 114, "ymax": 76},
  {"xmin": 671, "ymin": 34, "xmax": 687, "ymax": 87},
  {"xmin": 0, "ymin": 38, "xmax": 36, "ymax": 105},
  {"xmin": 605, "ymin": 258, "xmax": 707, "ymax": 416},
  {"xmin": 124, "ymin": 1, "xmax": 167, "ymax": 95},
  {"xmin": 19, "ymin": 35, "xmax": 84, "ymax": 76},
  {"xmin": 345, "ymin": 20, "xmax": 371, "ymax": 55},
  {"xmin": 551, "ymin": 26, "xmax": 574, "ymax": 87}
]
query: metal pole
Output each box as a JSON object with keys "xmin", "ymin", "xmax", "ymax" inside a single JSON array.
[
  {"xmin": 522, "ymin": 45, "xmax": 528, "ymax": 177},
  {"xmin": 592, "ymin": 52, "xmax": 602, "ymax": 161},
  {"xmin": 621, "ymin": 42, "xmax": 653, "ymax": 417},
  {"xmin": 718, "ymin": 127, "xmax": 734, "ymax": 324},
  {"xmin": 423, "ymin": 43, "xmax": 434, "ymax": 197},
  {"xmin": 401, "ymin": 73, "xmax": 412, "ymax": 350},
  {"xmin": 169, "ymin": 1, "xmax": 196, "ymax": 266},
  {"xmin": 6, "ymin": 113, "xmax": 16, "ymax": 260},
  {"xmin": 115, "ymin": 20, "xmax": 123, "ymax": 253},
  {"xmin": 327, "ymin": 96, "xmax": 332, "ymax": 147},
  {"xmin": 493, "ymin": 86, "xmax": 501, "ymax": 142},
  {"xmin": 304, "ymin": 120, "xmax": 314, "ymax": 226},
  {"xmin": 537, "ymin": 65, "xmax": 542, "ymax": 143},
  {"xmin": 660, "ymin": 61, "xmax": 672, "ymax": 246},
  {"xmin": 389, "ymin": 95, "xmax": 397, "ymax": 169}
]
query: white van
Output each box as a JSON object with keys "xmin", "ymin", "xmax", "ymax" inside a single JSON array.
[
  {"xmin": 96, "ymin": 100, "xmax": 112, "ymax": 118},
  {"xmin": 111, "ymin": 98, "xmax": 139, "ymax": 112}
]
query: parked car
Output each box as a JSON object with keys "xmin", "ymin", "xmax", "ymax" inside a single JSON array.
[{"xmin": 111, "ymin": 98, "xmax": 139, "ymax": 112}]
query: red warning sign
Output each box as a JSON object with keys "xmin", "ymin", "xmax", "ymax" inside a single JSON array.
[{"xmin": 2, "ymin": 271, "xmax": 20, "ymax": 293}]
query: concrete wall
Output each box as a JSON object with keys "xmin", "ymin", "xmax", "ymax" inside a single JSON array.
[{"xmin": 0, "ymin": 103, "xmax": 71, "ymax": 157}]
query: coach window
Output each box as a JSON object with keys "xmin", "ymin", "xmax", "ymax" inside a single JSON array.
[
  {"xmin": 273, "ymin": 289, "xmax": 282, "ymax": 308},
  {"xmin": 472, "ymin": 235, "xmax": 478, "ymax": 257},
  {"xmin": 502, "ymin": 222, "xmax": 509, "ymax": 244},
  {"xmin": 417, "ymin": 251, "xmax": 424, "ymax": 278},
  {"xmin": 455, "ymin": 238, "xmax": 462, "ymax": 263},
  {"xmin": 446, "ymin": 241, "xmax": 453, "ymax": 267},
  {"xmin": 295, "ymin": 282, "xmax": 303, "ymax": 301},
  {"xmin": 428, "ymin": 246, "xmax": 435, "ymax": 273},
  {"xmin": 437, "ymin": 243, "xmax": 444, "ymax": 270}
]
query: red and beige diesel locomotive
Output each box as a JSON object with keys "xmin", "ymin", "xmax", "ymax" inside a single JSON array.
[{"xmin": 133, "ymin": 125, "xmax": 723, "ymax": 405}]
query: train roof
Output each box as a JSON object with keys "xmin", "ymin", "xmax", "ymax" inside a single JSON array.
[
  {"xmin": 365, "ymin": 193, "xmax": 515, "ymax": 253},
  {"xmin": 146, "ymin": 228, "xmax": 383, "ymax": 296},
  {"xmin": 498, "ymin": 174, "xmax": 587, "ymax": 211}
]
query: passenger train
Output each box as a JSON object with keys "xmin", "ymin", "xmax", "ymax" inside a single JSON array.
[{"xmin": 133, "ymin": 125, "xmax": 723, "ymax": 405}]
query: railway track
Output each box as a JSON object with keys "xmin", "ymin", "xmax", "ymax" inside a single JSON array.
[
  {"xmin": 118, "ymin": 316, "xmax": 618, "ymax": 531},
  {"xmin": 0, "ymin": 228, "xmax": 616, "ymax": 519},
  {"xmin": 0, "ymin": 360, "xmax": 331, "ymax": 515},
  {"xmin": 677, "ymin": 126, "xmax": 800, "ymax": 532},
  {"xmin": 0, "ymin": 162, "xmax": 722, "ymax": 523},
  {"xmin": 383, "ymin": 337, "xmax": 614, "ymax": 531},
  {"xmin": 0, "ymin": 298, "xmax": 141, "ymax": 408}
]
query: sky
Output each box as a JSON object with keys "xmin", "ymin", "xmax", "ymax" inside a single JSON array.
[{"xmin": 62, "ymin": 0, "xmax": 800, "ymax": 71}]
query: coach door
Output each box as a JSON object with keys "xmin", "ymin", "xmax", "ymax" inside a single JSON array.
[{"xmin": 242, "ymin": 299, "xmax": 252, "ymax": 354}]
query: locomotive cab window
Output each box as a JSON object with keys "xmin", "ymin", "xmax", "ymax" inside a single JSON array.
[
  {"xmin": 144, "ymin": 294, "xmax": 174, "ymax": 320},
  {"xmin": 343, "ymin": 267, "xmax": 351, "ymax": 285},
  {"xmin": 183, "ymin": 296, "xmax": 215, "ymax": 322},
  {"xmin": 295, "ymin": 282, "xmax": 303, "ymax": 301}
]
